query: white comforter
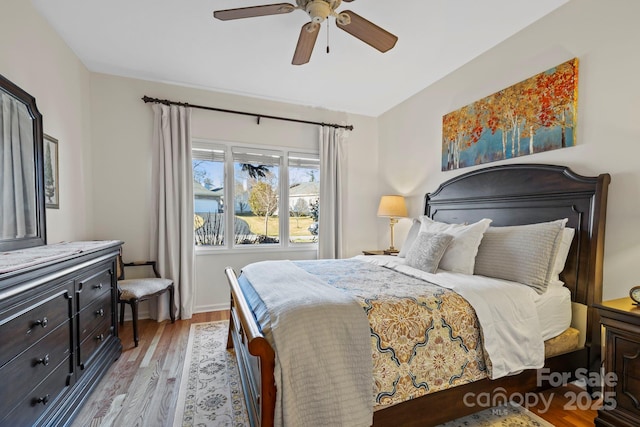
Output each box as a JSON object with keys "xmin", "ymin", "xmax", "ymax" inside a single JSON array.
[{"xmin": 356, "ymin": 255, "xmax": 545, "ymax": 379}]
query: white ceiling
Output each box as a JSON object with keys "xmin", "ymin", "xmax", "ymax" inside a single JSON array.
[{"xmin": 32, "ymin": 0, "xmax": 568, "ymax": 117}]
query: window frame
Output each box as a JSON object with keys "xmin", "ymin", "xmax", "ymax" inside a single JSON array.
[{"xmin": 193, "ymin": 138, "xmax": 319, "ymax": 253}]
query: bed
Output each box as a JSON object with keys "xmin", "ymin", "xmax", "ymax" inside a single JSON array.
[{"xmin": 225, "ymin": 163, "xmax": 610, "ymax": 427}]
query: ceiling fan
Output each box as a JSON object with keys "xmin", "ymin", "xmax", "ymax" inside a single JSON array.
[{"xmin": 213, "ymin": 0, "xmax": 398, "ymax": 65}]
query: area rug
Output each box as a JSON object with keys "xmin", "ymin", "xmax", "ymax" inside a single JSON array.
[
  {"xmin": 174, "ymin": 321, "xmax": 554, "ymax": 427},
  {"xmin": 436, "ymin": 402, "xmax": 554, "ymax": 426},
  {"xmin": 174, "ymin": 321, "xmax": 249, "ymax": 427}
]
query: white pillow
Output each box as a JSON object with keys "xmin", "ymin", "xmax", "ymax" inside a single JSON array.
[
  {"xmin": 405, "ymin": 232, "xmax": 454, "ymax": 273},
  {"xmin": 419, "ymin": 217, "xmax": 492, "ymax": 274},
  {"xmin": 473, "ymin": 219, "xmax": 568, "ymax": 294},
  {"xmin": 548, "ymin": 227, "xmax": 575, "ymax": 287},
  {"xmin": 398, "ymin": 218, "xmax": 421, "ymax": 258}
]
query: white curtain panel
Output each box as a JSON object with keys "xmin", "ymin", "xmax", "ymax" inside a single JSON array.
[
  {"xmin": 0, "ymin": 93, "xmax": 36, "ymax": 239},
  {"xmin": 149, "ymin": 104, "xmax": 194, "ymax": 320},
  {"xmin": 318, "ymin": 125, "xmax": 348, "ymax": 259}
]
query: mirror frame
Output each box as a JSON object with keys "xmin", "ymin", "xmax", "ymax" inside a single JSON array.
[{"xmin": 0, "ymin": 74, "xmax": 47, "ymax": 251}]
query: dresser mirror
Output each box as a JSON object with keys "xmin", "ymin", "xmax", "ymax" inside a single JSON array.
[{"xmin": 0, "ymin": 74, "xmax": 46, "ymax": 251}]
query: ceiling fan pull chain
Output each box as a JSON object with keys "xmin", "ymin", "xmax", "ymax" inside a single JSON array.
[{"xmin": 326, "ymin": 19, "xmax": 330, "ymax": 54}]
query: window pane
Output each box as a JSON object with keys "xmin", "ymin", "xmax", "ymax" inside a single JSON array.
[
  {"xmin": 289, "ymin": 153, "xmax": 319, "ymax": 244},
  {"xmin": 193, "ymin": 145, "xmax": 225, "ymax": 246},
  {"xmin": 233, "ymin": 149, "xmax": 281, "ymax": 245}
]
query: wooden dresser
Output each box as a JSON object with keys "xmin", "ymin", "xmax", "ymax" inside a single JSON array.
[
  {"xmin": 0, "ymin": 241, "xmax": 122, "ymax": 426},
  {"xmin": 595, "ymin": 297, "xmax": 640, "ymax": 427}
]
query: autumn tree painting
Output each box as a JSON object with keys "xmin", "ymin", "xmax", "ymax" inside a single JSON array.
[{"xmin": 442, "ymin": 58, "xmax": 578, "ymax": 171}]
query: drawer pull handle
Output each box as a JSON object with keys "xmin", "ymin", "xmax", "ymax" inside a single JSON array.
[
  {"xmin": 95, "ymin": 308, "xmax": 105, "ymax": 317},
  {"xmin": 94, "ymin": 283, "xmax": 103, "ymax": 290},
  {"xmin": 96, "ymin": 333, "xmax": 104, "ymax": 341},
  {"xmin": 33, "ymin": 317, "xmax": 49, "ymax": 328},
  {"xmin": 36, "ymin": 354, "xmax": 50, "ymax": 366},
  {"xmin": 36, "ymin": 394, "xmax": 50, "ymax": 405}
]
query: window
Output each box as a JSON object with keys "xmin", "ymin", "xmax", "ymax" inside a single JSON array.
[
  {"xmin": 288, "ymin": 152, "xmax": 319, "ymax": 244},
  {"xmin": 233, "ymin": 147, "xmax": 281, "ymax": 245},
  {"xmin": 193, "ymin": 143, "xmax": 226, "ymax": 246},
  {"xmin": 192, "ymin": 141, "xmax": 319, "ymax": 248}
]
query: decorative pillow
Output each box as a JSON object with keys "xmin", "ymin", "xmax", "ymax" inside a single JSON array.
[
  {"xmin": 398, "ymin": 218, "xmax": 421, "ymax": 258},
  {"xmin": 548, "ymin": 227, "xmax": 576, "ymax": 287},
  {"xmin": 405, "ymin": 232, "xmax": 454, "ymax": 273},
  {"xmin": 474, "ymin": 219, "xmax": 568, "ymax": 294},
  {"xmin": 419, "ymin": 217, "xmax": 492, "ymax": 275}
]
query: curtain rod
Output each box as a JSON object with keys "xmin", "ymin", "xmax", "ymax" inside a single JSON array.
[{"xmin": 141, "ymin": 96, "xmax": 354, "ymax": 131}]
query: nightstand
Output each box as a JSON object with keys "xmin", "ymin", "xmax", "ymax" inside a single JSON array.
[
  {"xmin": 362, "ymin": 250, "xmax": 398, "ymax": 256},
  {"xmin": 595, "ymin": 297, "xmax": 640, "ymax": 427}
]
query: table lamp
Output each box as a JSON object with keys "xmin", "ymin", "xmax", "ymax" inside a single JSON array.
[{"xmin": 377, "ymin": 195, "xmax": 407, "ymax": 254}]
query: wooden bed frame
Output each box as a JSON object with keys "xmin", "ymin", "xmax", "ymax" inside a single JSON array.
[{"xmin": 225, "ymin": 163, "xmax": 610, "ymax": 427}]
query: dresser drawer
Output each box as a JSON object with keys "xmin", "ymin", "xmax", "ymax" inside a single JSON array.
[
  {"xmin": 0, "ymin": 356, "xmax": 72, "ymax": 427},
  {"xmin": 0, "ymin": 282, "xmax": 73, "ymax": 367},
  {"xmin": 0, "ymin": 322, "xmax": 71, "ymax": 417},
  {"xmin": 77, "ymin": 266, "xmax": 112, "ymax": 310},
  {"xmin": 78, "ymin": 289, "xmax": 111, "ymax": 344},
  {"xmin": 78, "ymin": 316, "xmax": 112, "ymax": 370}
]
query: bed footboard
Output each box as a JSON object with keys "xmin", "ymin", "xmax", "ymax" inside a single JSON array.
[{"xmin": 225, "ymin": 267, "xmax": 276, "ymax": 427}]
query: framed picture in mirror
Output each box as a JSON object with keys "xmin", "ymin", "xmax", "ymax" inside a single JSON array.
[{"xmin": 44, "ymin": 133, "xmax": 59, "ymax": 209}]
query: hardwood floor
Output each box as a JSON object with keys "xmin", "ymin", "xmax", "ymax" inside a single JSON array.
[
  {"xmin": 71, "ymin": 311, "xmax": 229, "ymax": 427},
  {"xmin": 73, "ymin": 311, "xmax": 598, "ymax": 426},
  {"xmin": 529, "ymin": 384, "xmax": 599, "ymax": 426}
]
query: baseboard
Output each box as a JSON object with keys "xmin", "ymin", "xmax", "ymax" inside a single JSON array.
[
  {"xmin": 193, "ymin": 303, "xmax": 229, "ymax": 313},
  {"xmin": 120, "ymin": 303, "xmax": 229, "ymax": 322}
]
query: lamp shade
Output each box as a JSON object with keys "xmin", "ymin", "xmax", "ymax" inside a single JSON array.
[{"xmin": 377, "ymin": 195, "xmax": 407, "ymax": 218}]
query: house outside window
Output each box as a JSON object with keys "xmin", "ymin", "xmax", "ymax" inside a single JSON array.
[{"xmin": 192, "ymin": 140, "xmax": 319, "ymax": 249}]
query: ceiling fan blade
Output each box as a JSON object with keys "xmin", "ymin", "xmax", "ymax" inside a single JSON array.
[
  {"xmin": 336, "ymin": 10, "xmax": 397, "ymax": 53},
  {"xmin": 292, "ymin": 22, "xmax": 320, "ymax": 65},
  {"xmin": 214, "ymin": 3, "xmax": 295, "ymax": 21}
]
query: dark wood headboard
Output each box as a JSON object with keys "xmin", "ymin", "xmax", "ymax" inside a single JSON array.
[{"xmin": 425, "ymin": 164, "xmax": 610, "ymax": 369}]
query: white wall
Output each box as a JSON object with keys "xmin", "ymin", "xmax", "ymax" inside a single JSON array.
[
  {"xmin": 89, "ymin": 74, "xmax": 379, "ymax": 313},
  {"xmin": 378, "ymin": 0, "xmax": 640, "ymax": 300},
  {"xmin": 1, "ymin": 0, "xmax": 93, "ymax": 243}
]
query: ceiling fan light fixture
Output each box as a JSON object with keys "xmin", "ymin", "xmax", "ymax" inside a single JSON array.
[{"xmin": 305, "ymin": 0, "xmax": 332, "ymax": 23}]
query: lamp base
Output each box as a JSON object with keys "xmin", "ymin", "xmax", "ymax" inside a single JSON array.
[{"xmin": 384, "ymin": 248, "xmax": 399, "ymax": 255}]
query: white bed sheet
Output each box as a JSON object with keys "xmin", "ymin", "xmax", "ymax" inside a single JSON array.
[{"xmin": 534, "ymin": 284, "xmax": 572, "ymax": 340}]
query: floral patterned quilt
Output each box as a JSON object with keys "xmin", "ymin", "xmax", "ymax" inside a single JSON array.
[{"xmin": 294, "ymin": 259, "xmax": 490, "ymax": 408}]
